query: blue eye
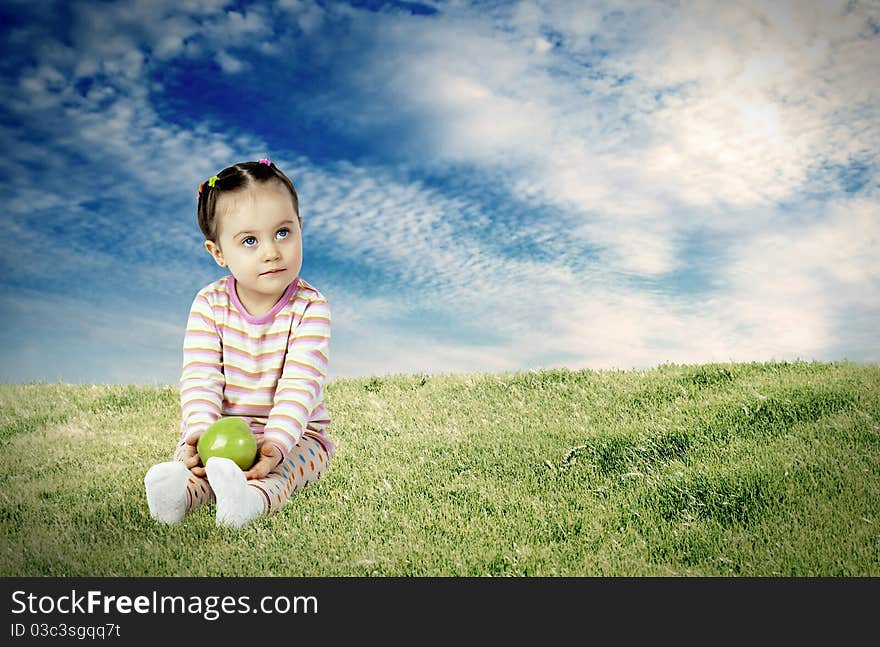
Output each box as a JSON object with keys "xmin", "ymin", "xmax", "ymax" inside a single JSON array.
[
  {"xmin": 276, "ymin": 228, "xmax": 289, "ymax": 240},
  {"xmin": 242, "ymin": 236, "xmax": 257, "ymax": 247}
]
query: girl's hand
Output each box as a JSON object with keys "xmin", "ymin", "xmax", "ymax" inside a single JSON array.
[
  {"xmin": 245, "ymin": 443, "xmax": 283, "ymax": 480},
  {"xmin": 180, "ymin": 431, "xmax": 207, "ymax": 478}
]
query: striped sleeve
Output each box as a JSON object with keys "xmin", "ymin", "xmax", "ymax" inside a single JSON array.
[
  {"xmin": 178, "ymin": 291, "xmax": 225, "ymax": 442},
  {"xmin": 263, "ymin": 297, "xmax": 331, "ymax": 459}
]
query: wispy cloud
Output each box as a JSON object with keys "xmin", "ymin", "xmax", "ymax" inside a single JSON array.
[{"xmin": 0, "ymin": 0, "xmax": 877, "ymax": 383}]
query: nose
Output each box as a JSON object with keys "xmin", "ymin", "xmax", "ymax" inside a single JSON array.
[{"xmin": 262, "ymin": 240, "xmax": 281, "ymax": 261}]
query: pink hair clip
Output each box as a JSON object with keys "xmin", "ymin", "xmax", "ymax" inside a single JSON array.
[{"xmin": 258, "ymin": 157, "xmax": 271, "ymax": 165}]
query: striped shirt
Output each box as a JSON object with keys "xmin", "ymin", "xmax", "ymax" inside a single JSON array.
[{"xmin": 179, "ymin": 274, "xmax": 334, "ymax": 459}]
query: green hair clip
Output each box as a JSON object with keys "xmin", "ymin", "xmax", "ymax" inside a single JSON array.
[{"xmin": 197, "ymin": 175, "xmax": 221, "ymax": 198}]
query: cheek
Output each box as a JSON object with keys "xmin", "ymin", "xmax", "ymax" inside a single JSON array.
[{"xmin": 229, "ymin": 249, "xmax": 253, "ymax": 265}]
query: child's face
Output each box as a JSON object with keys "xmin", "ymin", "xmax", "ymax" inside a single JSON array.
[{"xmin": 205, "ymin": 183, "xmax": 303, "ymax": 311}]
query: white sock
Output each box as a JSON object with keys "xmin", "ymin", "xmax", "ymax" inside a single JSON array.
[
  {"xmin": 205, "ymin": 457, "xmax": 265, "ymax": 529},
  {"xmin": 144, "ymin": 461, "xmax": 190, "ymax": 525}
]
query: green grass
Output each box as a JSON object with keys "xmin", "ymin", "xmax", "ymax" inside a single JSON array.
[{"xmin": 1, "ymin": 360, "xmax": 878, "ymax": 576}]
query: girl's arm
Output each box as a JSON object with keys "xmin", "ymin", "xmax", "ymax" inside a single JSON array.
[
  {"xmin": 179, "ymin": 292, "xmax": 226, "ymax": 443},
  {"xmin": 262, "ymin": 296, "xmax": 331, "ymax": 460}
]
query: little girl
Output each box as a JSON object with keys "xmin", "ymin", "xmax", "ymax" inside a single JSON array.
[{"xmin": 144, "ymin": 159, "xmax": 335, "ymax": 528}]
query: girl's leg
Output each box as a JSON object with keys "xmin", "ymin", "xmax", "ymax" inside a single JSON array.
[
  {"xmin": 202, "ymin": 432, "xmax": 334, "ymax": 528},
  {"xmin": 144, "ymin": 438, "xmax": 217, "ymax": 525},
  {"xmin": 249, "ymin": 433, "xmax": 332, "ymax": 515},
  {"xmin": 172, "ymin": 438, "xmax": 216, "ymax": 512},
  {"xmin": 205, "ymin": 456, "xmax": 264, "ymax": 528},
  {"xmin": 147, "ymin": 422, "xmax": 219, "ymax": 523}
]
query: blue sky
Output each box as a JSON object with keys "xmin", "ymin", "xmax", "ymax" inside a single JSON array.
[{"xmin": 0, "ymin": 0, "xmax": 878, "ymax": 384}]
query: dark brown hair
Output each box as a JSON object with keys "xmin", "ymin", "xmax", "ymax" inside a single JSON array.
[{"xmin": 197, "ymin": 160, "xmax": 300, "ymax": 242}]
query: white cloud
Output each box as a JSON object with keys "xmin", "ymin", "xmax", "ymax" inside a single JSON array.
[
  {"xmin": 2, "ymin": 0, "xmax": 877, "ymax": 385},
  {"xmin": 334, "ymin": 0, "xmax": 879, "ymax": 269},
  {"xmin": 541, "ymin": 195, "xmax": 880, "ymax": 370},
  {"xmin": 215, "ymin": 49, "xmax": 248, "ymax": 74},
  {"xmin": 327, "ymin": 290, "xmax": 523, "ymax": 378},
  {"xmin": 277, "ymin": 0, "xmax": 326, "ymax": 34}
]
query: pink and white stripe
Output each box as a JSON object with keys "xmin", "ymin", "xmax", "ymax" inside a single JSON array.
[{"xmin": 178, "ymin": 275, "xmax": 335, "ymax": 458}]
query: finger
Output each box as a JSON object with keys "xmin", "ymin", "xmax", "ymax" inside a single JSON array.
[
  {"xmin": 191, "ymin": 465, "xmax": 206, "ymax": 478},
  {"xmin": 245, "ymin": 458, "xmax": 272, "ymax": 480},
  {"xmin": 247, "ymin": 460, "xmax": 269, "ymax": 479}
]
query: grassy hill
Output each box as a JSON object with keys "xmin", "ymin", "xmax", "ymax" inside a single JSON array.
[{"xmin": 1, "ymin": 360, "xmax": 878, "ymax": 576}]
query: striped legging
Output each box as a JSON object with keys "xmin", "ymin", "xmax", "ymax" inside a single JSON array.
[{"xmin": 173, "ymin": 432, "xmax": 333, "ymax": 515}]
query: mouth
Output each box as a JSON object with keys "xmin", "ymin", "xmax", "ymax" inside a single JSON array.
[{"xmin": 260, "ymin": 268, "xmax": 286, "ymax": 276}]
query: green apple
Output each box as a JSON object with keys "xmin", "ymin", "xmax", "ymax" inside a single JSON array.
[{"xmin": 197, "ymin": 417, "xmax": 258, "ymax": 470}]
